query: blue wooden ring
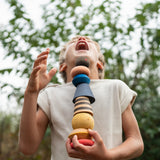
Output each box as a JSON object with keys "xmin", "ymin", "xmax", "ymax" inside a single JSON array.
[{"xmin": 72, "ymin": 74, "xmax": 90, "ymax": 87}]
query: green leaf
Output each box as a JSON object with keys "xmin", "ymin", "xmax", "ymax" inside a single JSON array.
[{"xmin": 0, "ymin": 68, "xmax": 13, "ymax": 74}]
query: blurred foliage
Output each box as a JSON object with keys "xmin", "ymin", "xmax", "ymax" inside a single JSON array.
[
  {"xmin": 0, "ymin": 0, "xmax": 160, "ymax": 159},
  {"xmin": 0, "ymin": 112, "xmax": 51, "ymax": 160}
]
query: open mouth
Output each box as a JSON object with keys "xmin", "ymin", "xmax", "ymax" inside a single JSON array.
[{"xmin": 75, "ymin": 40, "xmax": 89, "ymax": 50}]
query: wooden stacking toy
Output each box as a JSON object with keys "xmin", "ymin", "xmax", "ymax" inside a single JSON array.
[{"xmin": 68, "ymin": 58, "xmax": 95, "ymax": 147}]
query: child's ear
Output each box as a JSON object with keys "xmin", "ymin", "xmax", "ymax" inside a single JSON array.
[
  {"xmin": 97, "ymin": 61, "xmax": 103, "ymax": 70},
  {"xmin": 59, "ymin": 63, "xmax": 67, "ymax": 72}
]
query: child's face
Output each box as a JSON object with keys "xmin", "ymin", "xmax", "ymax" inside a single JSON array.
[{"xmin": 64, "ymin": 36, "xmax": 100, "ymax": 67}]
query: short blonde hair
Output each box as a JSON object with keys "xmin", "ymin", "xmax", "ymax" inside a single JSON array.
[{"xmin": 59, "ymin": 35, "xmax": 105, "ymax": 82}]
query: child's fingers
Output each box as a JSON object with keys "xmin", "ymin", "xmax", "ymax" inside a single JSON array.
[
  {"xmin": 71, "ymin": 135, "xmax": 87, "ymax": 152},
  {"xmin": 48, "ymin": 68, "xmax": 57, "ymax": 81},
  {"xmin": 33, "ymin": 48, "xmax": 50, "ymax": 68},
  {"xmin": 37, "ymin": 48, "xmax": 50, "ymax": 58},
  {"xmin": 66, "ymin": 138, "xmax": 72, "ymax": 151},
  {"xmin": 88, "ymin": 129, "xmax": 103, "ymax": 145},
  {"xmin": 33, "ymin": 55, "xmax": 47, "ymax": 68},
  {"xmin": 66, "ymin": 138, "xmax": 82, "ymax": 158},
  {"xmin": 31, "ymin": 66, "xmax": 41, "ymax": 78},
  {"xmin": 46, "ymin": 48, "xmax": 50, "ymax": 52}
]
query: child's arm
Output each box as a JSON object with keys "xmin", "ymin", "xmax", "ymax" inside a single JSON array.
[
  {"xmin": 66, "ymin": 103, "xmax": 144, "ymax": 160},
  {"xmin": 18, "ymin": 49, "xmax": 57, "ymax": 155},
  {"xmin": 109, "ymin": 104, "xmax": 144, "ymax": 159}
]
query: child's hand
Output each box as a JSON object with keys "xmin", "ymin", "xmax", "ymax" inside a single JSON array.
[
  {"xmin": 26, "ymin": 48, "xmax": 57, "ymax": 93},
  {"xmin": 66, "ymin": 129, "xmax": 112, "ymax": 160}
]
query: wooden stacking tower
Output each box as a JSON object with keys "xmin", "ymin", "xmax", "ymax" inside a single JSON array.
[{"xmin": 68, "ymin": 62, "xmax": 95, "ymax": 146}]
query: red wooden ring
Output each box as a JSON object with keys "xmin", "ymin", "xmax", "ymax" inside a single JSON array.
[{"xmin": 70, "ymin": 139, "xmax": 94, "ymax": 148}]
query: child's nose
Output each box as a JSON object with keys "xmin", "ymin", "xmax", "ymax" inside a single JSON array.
[{"xmin": 78, "ymin": 37, "xmax": 86, "ymax": 41}]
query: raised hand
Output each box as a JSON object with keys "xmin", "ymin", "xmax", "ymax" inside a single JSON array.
[
  {"xmin": 66, "ymin": 129, "xmax": 112, "ymax": 160},
  {"xmin": 26, "ymin": 48, "xmax": 57, "ymax": 93}
]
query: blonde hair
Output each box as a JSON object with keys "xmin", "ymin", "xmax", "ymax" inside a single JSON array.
[{"xmin": 59, "ymin": 35, "xmax": 105, "ymax": 82}]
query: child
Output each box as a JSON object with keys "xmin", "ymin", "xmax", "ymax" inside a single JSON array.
[{"xmin": 19, "ymin": 36, "xmax": 144, "ymax": 160}]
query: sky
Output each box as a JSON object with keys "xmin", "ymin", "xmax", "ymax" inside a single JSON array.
[
  {"xmin": 0, "ymin": 0, "xmax": 154, "ymax": 114},
  {"xmin": 0, "ymin": 0, "xmax": 151, "ymax": 27}
]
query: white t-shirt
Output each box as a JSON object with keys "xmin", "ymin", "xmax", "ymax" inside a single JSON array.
[{"xmin": 37, "ymin": 79, "xmax": 137, "ymax": 160}]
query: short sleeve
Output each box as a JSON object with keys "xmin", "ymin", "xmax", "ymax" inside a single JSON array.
[
  {"xmin": 37, "ymin": 90, "xmax": 51, "ymax": 120},
  {"xmin": 118, "ymin": 80, "xmax": 137, "ymax": 113}
]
